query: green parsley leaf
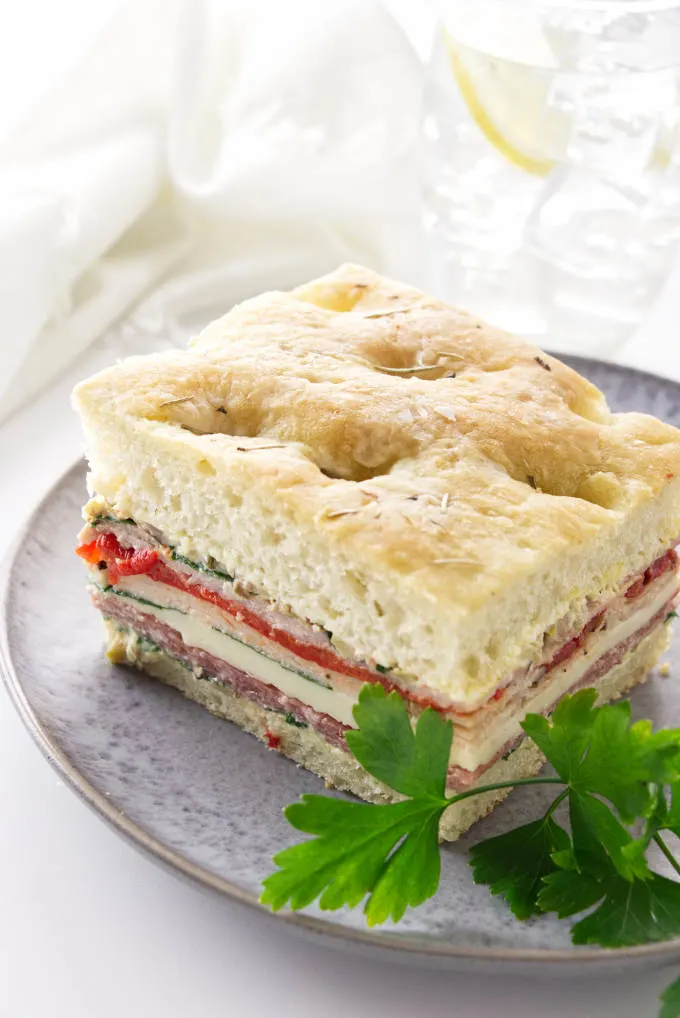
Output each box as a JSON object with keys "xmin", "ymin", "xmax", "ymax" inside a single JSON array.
[
  {"xmin": 362, "ymin": 808, "xmax": 443, "ymax": 926},
  {"xmin": 569, "ymin": 790, "xmax": 649, "ymax": 881},
  {"xmin": 521, "ymin": 689, "xmax": 598, "ymax": 782},
  {"xmin": 260, "ymin": 795, "xmax": 446, "ymax": 924},
  {"xmin": 261, "ymin": 684, "xmax": 452, "ymax": 923},
  {"xmin": 263, "ymin": 672, "xmax": 680, "ymax": 1018},
  {"xmin": 469, "ymin": 815, "xmax": 569, "ymax": 919},
  {"xmin": 660, "ymin": 974, "xmax": 680, "ymax": 1018},
  {"xmin": 345, "ymin": 684, "xmax": 452, "ymax": 800},
  {"xmin": 571, "ymin": 873, "xmax": 680, "ymax": 947},
  {"xmin": 659, "ymin": 783, "xmax": 680, "ymax": 840},
  {"xmin": 523, "ymin": 690, "xmax": 680, "ymax": 823},
  {"xmin": 621, "ymin": 786, "xmax": 671, "ymax": 866},
  {"xmin": 537, "ymin": 867, "xmax": 603, "ymax": 918},
  {"xmin": 576, "ymin": 714, "xmax": 680, "ymax": 823}
]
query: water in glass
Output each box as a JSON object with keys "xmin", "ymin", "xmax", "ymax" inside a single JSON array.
[{"xmin": 423, "ymin": 0, "xmax": 680, "ymax": 353}]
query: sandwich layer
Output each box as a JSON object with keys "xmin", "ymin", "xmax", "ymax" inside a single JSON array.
[
  {"xmin": 103, "ymin": 618, "xmax": 669, "ymax": 842},
  {"xmin": 81, "ymin": 520, "xmax": 678, "ymax": 782}
]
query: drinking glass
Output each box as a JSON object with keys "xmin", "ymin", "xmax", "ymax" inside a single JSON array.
[{"xmin": 422, "ymin": 0, "xmax": 680, "ymax": 354}]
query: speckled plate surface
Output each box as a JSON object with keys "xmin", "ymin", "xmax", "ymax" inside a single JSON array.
[{"xmin": 4, "ymin": 356, "xmax": 680, "ymax": 974}]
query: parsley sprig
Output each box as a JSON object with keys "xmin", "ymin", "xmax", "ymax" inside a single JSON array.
[{"xmin": 262, "ymin": 684, "xmax": 680, "ymax": 1017}]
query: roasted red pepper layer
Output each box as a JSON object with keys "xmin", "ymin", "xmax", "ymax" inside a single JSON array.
[
  {"xmin": 78, "ymin": 532, "xmax": 678, "ymax": 712},
  {"xmin": 79, "ymin": 532, "xmax": 394, "ymax": 685},
  {"xmin": 95, "ymin": 590, "xmax": 675, "ymax": 791}
]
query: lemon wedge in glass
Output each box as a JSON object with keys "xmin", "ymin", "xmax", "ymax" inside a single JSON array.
[{"xmin": 443, "ymin": 6, "xmax": 572, "ymax": 177}]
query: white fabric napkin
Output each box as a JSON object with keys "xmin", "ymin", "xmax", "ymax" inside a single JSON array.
[{"xmin": 0, "ymin": 0, "xmax": 424, "ymax": 423}]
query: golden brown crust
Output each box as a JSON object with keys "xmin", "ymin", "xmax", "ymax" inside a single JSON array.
[{"xmin": 76, "ymin": 265, "xmax": 680, "ymax": 545}]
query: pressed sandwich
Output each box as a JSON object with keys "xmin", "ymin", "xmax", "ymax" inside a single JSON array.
[{"xmin": 73, "ymin": 264, "xmax": 680, "ymax": 840}]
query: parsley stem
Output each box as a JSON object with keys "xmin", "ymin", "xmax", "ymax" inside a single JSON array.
[
  {"xmin": 653, "ymin": 833, "xmax": 680, "ymax": 879},
  {"xmin": 544, "ymin": 787, "xmax": 569, "ymax": 819},
  {"xmin": 446, "ymin": 776, "xmax": 564, "ymax": 807}
]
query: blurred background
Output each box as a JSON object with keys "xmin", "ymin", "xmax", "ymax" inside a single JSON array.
[
  {"xmin": 0, "ymin": 0, "xmax": 429, "ymax": 423},
  {"xmin": 2, "ymin": 0, "xmax": 679, "ymax": 427}
]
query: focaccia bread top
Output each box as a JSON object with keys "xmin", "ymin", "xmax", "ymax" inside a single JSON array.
[{"xmin": 72, "ymin": 264, "xmax": 680, "ymax": 701}]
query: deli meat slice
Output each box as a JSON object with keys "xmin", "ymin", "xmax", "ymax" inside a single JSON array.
[
  {"xmin": 95, "ymin": 591, "xmax": 350, "ymax": 750},
  {"xmin": 80, "ymin": 530, "xmax": 677, "ymax": 717},
  {"xmin": 94, "ymin": 577, "xmax": 677, "ymax": 790}
]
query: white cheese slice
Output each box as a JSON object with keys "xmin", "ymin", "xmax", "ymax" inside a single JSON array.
[
  {"xmin": 458, "ymin": 574, "xmax": 675, "ymax": 770},
  {"xmin": 111, "ymin": 578, "xmax": 358, "ymax": 727},
  {"xmin": 107, "ymin": 572, "xmax": 676, "ymax": 772}
]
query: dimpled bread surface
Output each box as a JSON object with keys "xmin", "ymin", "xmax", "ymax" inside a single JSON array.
[{"xmin": 72, "ymin": 264, "xmax": 680, "ymax": 707}]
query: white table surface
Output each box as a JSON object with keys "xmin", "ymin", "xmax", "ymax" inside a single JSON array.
[{"xmin": 3, "ymin": 2, "xmax": 680, "ymax": 1015}]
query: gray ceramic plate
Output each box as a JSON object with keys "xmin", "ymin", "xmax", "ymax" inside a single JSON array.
[{"xmin": 4, "ymin": 356, "xmax": 680, "ymax": 974}]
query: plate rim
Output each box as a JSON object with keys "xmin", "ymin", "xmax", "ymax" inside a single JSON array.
[{"xmin": 5, "ymin": 356, "xmax": 680, "ymax": 967}]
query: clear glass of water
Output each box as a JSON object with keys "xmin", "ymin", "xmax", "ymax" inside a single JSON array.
[{"xmin": 422, "ymin": 0, "xmax": 680, "ymax": 355}]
